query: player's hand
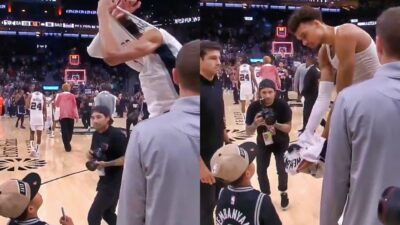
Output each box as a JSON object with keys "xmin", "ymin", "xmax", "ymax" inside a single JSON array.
[
  {"xmin": 111, "ymin": 0, "xmax": 142, "ymax": 19},
  {"xmin": 97, "ymin": 0, "xmax": 117, "ymax": 15},
  {"xmin": 59, "ymin": 215, "xmax": 74, "ymax": 225},
  {"xmin": 200, "ymin": 163, "xmax": 216, "ymax": 185}
]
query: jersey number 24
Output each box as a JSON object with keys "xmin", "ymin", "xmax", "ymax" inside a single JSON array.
[{"xmin": 31, "ymin": 102, "xmax": 42, "ymax": 111}]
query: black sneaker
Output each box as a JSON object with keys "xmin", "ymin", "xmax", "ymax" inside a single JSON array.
[{"xmin": 281, "ymin": 192, "xmax": 289, "ymax": 210}]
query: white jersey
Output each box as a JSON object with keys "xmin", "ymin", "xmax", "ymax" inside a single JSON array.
[
  {"xmin": 87, "ymin": 11, "xmax": 180, "ymax": 118},
  {"xmin": 239, "ymin": 64, "xmax": 252, "ymax": 89},
  {"xmin": 324, "ymin": 26, "xmax": 381, "ymax": 84},
  {"xmin": 29, "ymin": 92, "xmax": 44, "ymax": 126},
  {"xmin": 254, "ymin": 66, "xmax": 262, "ymax": 86},
  {"xmin": 139, "ymin": 28, "xmax": 181, "ymax": 118}
]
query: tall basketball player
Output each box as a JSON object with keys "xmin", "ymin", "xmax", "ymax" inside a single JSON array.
[
  {"xmin": 288, "ymin": 6, "xmax": 381, "ymax": 172},
  {"xmin": 92, "ymin": 0, "xmax": 182, "ymax": 118},
  {"xmin": 237, "ymin": 57, "xmax": 258, "ymax": 119},
  {"xmin": 25, "ymin": 86, "xmax": 47, "ymax": 157}
]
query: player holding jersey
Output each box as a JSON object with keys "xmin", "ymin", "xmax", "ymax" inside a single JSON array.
[{"xmin": 25, "ymin": 86, "xmax": 47, "ymax": 157}]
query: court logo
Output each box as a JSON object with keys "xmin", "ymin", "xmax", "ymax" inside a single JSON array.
[
  {"xmin": 0, "ymin": 139, "xmax": 18, "ymax": 158},
  {"xmin": 0, "ymin": 158, "xmax": 46, "ymax": 171}
]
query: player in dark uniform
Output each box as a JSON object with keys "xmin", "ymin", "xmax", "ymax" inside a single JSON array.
[{"xmin": 211, "ymin": 142, "xmax": 282, "ymax": 225}]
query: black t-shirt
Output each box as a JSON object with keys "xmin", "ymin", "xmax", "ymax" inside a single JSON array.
[
  {"xmin": 216, "ymin": 186, "xmax": 282, "ymax": 225},
  {"xmin": 245, "ymin": 98, "xmax": 292, "ymax": 145},
  {"xmin": 90, "ymin": 126, "xmax": 127, "ymax": 192},
  {"xmin": 201, "ymin": 75, "xmax": 225, "ymax": 167}
]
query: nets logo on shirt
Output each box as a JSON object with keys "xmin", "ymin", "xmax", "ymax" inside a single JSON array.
[{"xmin": 215, "ymin": 208, "xmax": 250, "ymax": 225}]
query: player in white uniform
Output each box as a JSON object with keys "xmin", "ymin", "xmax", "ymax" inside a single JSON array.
[
  {"xmin": 88, "ymin": 0, "xmax": 181, "ymax": 118},
  {"xmin": 237, "ymin": 58, "xmax": 258, "ymax": 119},
  {"xmin": 26, "ymin": 87, "xmax": 47, "ymax": 157},
  {"xmin": 286, "ymin": 6, "xmax": 381, "ymax": 175},
  {"xmin": 45, "ymin": 92, "xmax": 55, "ymax": 138}
]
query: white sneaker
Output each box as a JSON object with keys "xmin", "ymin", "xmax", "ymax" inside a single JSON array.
[
  {"xmin": 50, "ymin": 132, "xmax": 55, "ymax": 138},
  {"xmin": 30, "ymin": 149, "xmax": 39, "ymax": 158}
]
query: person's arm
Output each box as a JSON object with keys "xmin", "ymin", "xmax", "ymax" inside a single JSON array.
[
  {"xmin": 245, "ymin": 104, "xmax": 265, "ymax": 135},
  {"xmin": 97, "ymin": 0, "xmax": 163, "ymax": 66},
  {"xmin": 72, "ymin": 95, "xmax": 79, "ymax": 120},
  {"xmin": 302, "ymin": 47, "xmax": 335, "ymax": 136},
  {"xmin": 117, "ymin": 130, "xmax": 145, "ymax": 225},
  {"xmin": 96, "ymin": 156, "xmax": 125, "ymax": 168},
  {"xmin": 55, "ymin": 94, "xmax": 60, "ymax": 108},
  {"xmin": 320, "ymin": 93, "xmax": 351, "ymax": 225},
  {"xmin": 273, "ymin": 121, "xmax": 291, "ymax": 134},
  {"xmin": 319, "ymin": 28, "xmax": 357, "ymax": 138},
  {"xmin": 200, "ymin": 158, "xmax": 216, "ymax": 185},
  {"xmin": 25, "ymin": 95, "xmax": 31, "ymax": 110}
]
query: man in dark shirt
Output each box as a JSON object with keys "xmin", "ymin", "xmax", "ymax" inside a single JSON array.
[
  {"xmin": 200, "ymin": 40, "xmax": 230, "ymax": 225},
  {"xmin": 87, "ymin": 106, "xmax": 127, "ymax": 225},
  {"xmin": 246, "ymin": 79, "xmax": 292, "ymax": 210},
  {"xmin": 300, "ymin": 56, "xmax": 321, "ymax": 132}
]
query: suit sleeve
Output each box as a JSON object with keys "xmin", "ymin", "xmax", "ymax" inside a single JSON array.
[
  {"xmin": 117, "ymin": 130, "xmax": 146, "ymax": 225},
  {"xmin": 320, "ymin": 93, "xmax": 351, "ymax": 225}
]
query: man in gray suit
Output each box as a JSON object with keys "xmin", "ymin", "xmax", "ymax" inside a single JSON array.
[{"xmin": 320, "ymin": 7, "xmax": 400, "ymax": 225}]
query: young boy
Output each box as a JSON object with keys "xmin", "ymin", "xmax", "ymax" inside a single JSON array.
[
  {"xmin": 0, "ymin": 172, "xmax": 74, "ymax": 225},
  {"xmin": 211, "ymin": 142, "xmax": 282, "ymax": 225}
]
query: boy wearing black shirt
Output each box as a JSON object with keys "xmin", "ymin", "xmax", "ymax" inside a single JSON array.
[
  {"xmin": 245, "ymin": 79, "xmax": 292, "ymax": 210},
  {"xmin": 211, "ymin": 142, "xmax": 282, "ymax": 225},
  {"xmin": 87, "ymin": 106, "xmax": 127, "ymax": 225}
]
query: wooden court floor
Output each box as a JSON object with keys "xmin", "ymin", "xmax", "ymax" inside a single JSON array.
[{"xmin": 0, "ymin": 91, "xmax": 325, "ymax": 225}]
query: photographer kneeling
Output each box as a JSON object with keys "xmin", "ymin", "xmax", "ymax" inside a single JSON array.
[
  {"xmin": 245, "ymin": 79, "xmax": 292, "ymax": 210},
  {"xmin": 87, "ymin": 106, "xmax": 127, "ymax": 225}
]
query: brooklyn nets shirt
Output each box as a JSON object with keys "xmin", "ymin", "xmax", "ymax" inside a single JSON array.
[{"xmin": 216, "ymin": 186, "xmax": 281, "ymax": 225}]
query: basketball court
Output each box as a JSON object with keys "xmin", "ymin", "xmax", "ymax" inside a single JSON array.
[{"xmin": 0, "ymin": 90, "xmax": 330, "ymax": 224}]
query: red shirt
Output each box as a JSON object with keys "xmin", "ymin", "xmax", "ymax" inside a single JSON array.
[
  {"xmin": 55, "ymin": 92, "xmax": 79, "ymax": 120},
  {"xmin": 259, "ymin": 64, "xmax": 281, "ymax": 90}
]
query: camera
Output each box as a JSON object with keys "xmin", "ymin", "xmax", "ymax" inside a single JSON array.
[
  {"xmin": 378, "ymin": 186, "xmax": 400, "ymax": 225},
  {"xmin": 261, "ymin": 107, "xmax": 276, "ymax": 126},
  {"xmin": 86, "ymin": 145, "xmax": 108, "ymax": 171}
]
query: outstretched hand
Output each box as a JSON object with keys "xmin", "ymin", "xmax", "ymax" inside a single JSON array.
[{"xmin": 111, "ymin": 0, "xmax": 142, "ymax": 19}]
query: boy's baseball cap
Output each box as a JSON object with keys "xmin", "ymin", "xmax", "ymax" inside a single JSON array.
[
  {"xmin": 210, "ymin": 142, "xmax": 258, "ymax": 183},
  {"xmin": 0, "ymin": 173, "xmax": 41, "ymax": 219}
]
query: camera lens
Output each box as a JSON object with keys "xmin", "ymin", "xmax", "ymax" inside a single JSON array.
[{"xmin": 86, "ymin": 161, "xmax": 98, "ymax": 171}]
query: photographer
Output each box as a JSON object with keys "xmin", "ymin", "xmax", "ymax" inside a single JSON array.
[
  {"xmin": 245, "ymin": 79, "xmax": 292, "ymax": 210},
  {"xmin": 87, "ymin": 106, "xmax": 127, "ymax": 225}
]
